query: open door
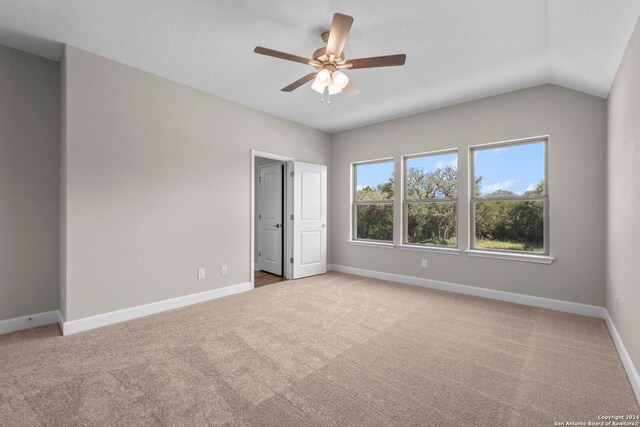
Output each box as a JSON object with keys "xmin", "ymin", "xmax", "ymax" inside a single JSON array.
[
  {"xmin": 258, "ymin": 163, "xmax": 283, "ymax": 275},
  {"xmin": 292, "ymin": 161, "xmax": 327, "ymax": 279}
]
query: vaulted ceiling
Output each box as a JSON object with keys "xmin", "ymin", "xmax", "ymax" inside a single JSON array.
[{"xmin": 1, "ymin": 1, "xmax": 638, "ymax": 133}]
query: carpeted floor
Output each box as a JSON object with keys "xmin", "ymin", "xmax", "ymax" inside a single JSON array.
[{"xmin": 1, "ymin": 272, "xmax": 638, "ymax": 426}]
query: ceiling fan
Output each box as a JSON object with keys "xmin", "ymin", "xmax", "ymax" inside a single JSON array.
[{"xmin": 254, "ymin": 13, "xmax": 406, "ymax": 102}]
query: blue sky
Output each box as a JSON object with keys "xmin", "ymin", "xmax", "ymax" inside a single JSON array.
[
  {"xmin": 356, "ymin": 161, "xmax": 394, "ymax": 189},
  {"xmin": 356, "ymin": 142, "xmax": 544, "ymax": 195},
  {"xmin": 407, "ymin": 152, "xmax": 458, "ymax": 176},
  {"xmin": 474, "ymin": 142, "xmax": 544, "ymax": 195}
]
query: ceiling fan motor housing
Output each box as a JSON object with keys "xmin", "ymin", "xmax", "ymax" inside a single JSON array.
[{"xmin": 313, "ymin": 31, "xmax": 345, "ymax": 62}]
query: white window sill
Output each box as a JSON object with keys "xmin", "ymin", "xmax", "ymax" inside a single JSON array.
[
  {"xmin": 398, "ymin": 244, "xmax": 461, "ymax": 255},
  {"xmin": 464, "ymin": 250, "xmax": 554, "ymax": 264},
  {"xmin": 347, "ymin": 240, "xmax": 395, "ymax": 249}
]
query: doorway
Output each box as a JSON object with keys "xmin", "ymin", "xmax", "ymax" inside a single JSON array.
[
  {"xmin": 250, "ymin": 150, "xmax": 328, "ymax": 289},
  {"xmin": 252, "ymin": 150, "xmax": 294, "ymax": 289},
  {"xmin": 255, "ymin": 158, "xmax": 285, "ymax": 281}
]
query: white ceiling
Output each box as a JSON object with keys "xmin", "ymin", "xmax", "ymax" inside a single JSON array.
[{"xmin": 0, "ymin": 1, "xmax": 638, "ymax": 133}]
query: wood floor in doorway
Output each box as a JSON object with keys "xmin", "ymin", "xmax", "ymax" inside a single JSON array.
[{"xmin": 254, "ymin": 270, "xmax": 286, "ymax": 288}]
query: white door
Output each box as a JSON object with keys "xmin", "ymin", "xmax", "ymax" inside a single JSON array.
[
  {"xmin": 292, "ymin": 162, "xmax": 327, "ymax": 279},
  {"xmin": 258, "ymin": 163, "xmax": 283, "ymax": 275}
]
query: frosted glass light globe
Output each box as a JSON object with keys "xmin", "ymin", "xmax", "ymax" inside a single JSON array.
[{"xmin": 332, "ymin": 70, "xmax": 349, "ymax": 88}]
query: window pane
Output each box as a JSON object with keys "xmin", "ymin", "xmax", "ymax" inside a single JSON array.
[
  {"xmin": 407, "ymin": 202, "xmax": 457, "ymax": 246},
  {"xmin": 474, "ymin": 200, "xmax": 544, "ymax": 252},
  {"xmin": 356, "ymin": 204, "xmax": 393, "ymax": 241},
  {"xmin": 355, "ymin": 161, "xmax": 394, "ymax": 201},
  {"xmin": 473, "ymin": 141, "xmax": 545, "ymax": 197},
  {"xmin": 406, "ymin": 152, "xmax": 457, "ymax": 199}
]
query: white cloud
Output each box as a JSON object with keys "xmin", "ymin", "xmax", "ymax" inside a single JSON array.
[
  {"xmin": 525, "ymin": 182, "xmax": 537, "ymax": 192},
  {"xmin": 436, "ymin": 158, "xmax": 457, "ymax": 170},
  {"xmin": 356, "ymin": 185, "xmax": 365, "ymax": 190},
  {"xmin": 481, "ymin": 179, "xmax": 518, "ymax": 194}
]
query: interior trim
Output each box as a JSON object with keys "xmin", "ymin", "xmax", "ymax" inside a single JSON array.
[
  {"xmin": 604, "ymin": 310, "xmax": 640, "ymax": 404},
  {"xmin": 465, "ymin": 249, "xmax": 555, "ymax": 264},
  {"xmin": 0, "ymin": 310, "xmax": 61, "ymax": 336},
  {"xmin": 347, "ymin": 240, "xmax": 395, "ymax": 248},
  {"xmin": 398, "ymin": 244, "xmax": 461, "ymax": 255},
  {"xmin": 328, "ymin": 264, "xmax": 601, "ymax": 317},
  {"xmin": 60, "ymin": 282, "xmax": 251, "ymax": 336}
]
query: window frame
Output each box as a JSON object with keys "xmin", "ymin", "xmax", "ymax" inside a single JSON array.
[
  {"xmin": 351, "ymin": 158, "xmax": 395, "ymax": 243},
  {"xmin": 469, "ymin": 136, "xmax": 550, "ymax": 256},
  {"xmin": 402, "ymin": 149, "xmax": 459, "ymax": 249}
]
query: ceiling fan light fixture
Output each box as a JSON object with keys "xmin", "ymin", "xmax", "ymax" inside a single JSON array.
[
  {"xmin": 317, "ymin": 69, "xmax": 331, "ymax": 83},
  {"xmin": 332, "ymin": 70, "xmax": 349, "ymax": 89},
  {"xmin": 327, "ymin": 82, "xmax": 342, "ymax": 95},
  {"xmin": 311, "ymin": 78, "xmax": 328, "ymax": 94}
]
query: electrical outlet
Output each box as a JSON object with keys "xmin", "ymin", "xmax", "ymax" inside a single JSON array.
[
  {"xmin": 615, "ymin": 295, "xmax": 619, "ymax": 312},
  {"xmin": 198, "ymin": 268, "xmax": 205, "ymax": 279},
  {"xmin": 421, "ymin": 259, "xmax": 428, "ymax": 269},
  {"xmin": 221, "ymin": 265, "xmax": 227, "ymax": 275}
]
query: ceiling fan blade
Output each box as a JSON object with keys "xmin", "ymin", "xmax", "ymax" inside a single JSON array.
[
  {"xmin": 346, "ymin": 54, "xmax": 406, "ymax": 69},
  {"xmin": 343, "ymin": 81, "xmax": 359, "ymax": 96},
  {"xmin": 254, "ymin": 46, "xmax": 312, "ymax": 65},
  {"xmin": 281, "ymin": 72, "xmax": 318, "ymax": 92},
  {"xmin": 325, "ymin": 13, "xmax": 354, "ymax": 59}
]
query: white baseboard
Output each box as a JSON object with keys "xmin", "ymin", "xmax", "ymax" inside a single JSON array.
[
  {"xmin": 0, "ymin": 310, "xmax": 61, "ymax": 335},
  {"xmin": 61, "ymin": 282, "xmax": 252, "ymax": 336},
  {"xmin": 328, "ymin": 264, "xmax": 605, "ymax": 318},
  {"xmin": 604, "ymin": 310, "xmax": 640, "ymax": 404}
]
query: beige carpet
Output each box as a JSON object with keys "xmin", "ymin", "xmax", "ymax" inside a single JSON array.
[{"xmin": 1, "ymin": 272, "xmax": 638, "ymax": 426}]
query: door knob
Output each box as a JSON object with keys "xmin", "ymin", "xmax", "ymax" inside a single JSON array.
[
  {"xmin": 322, "ymin": 224, "xmax": 326, "ymax": 228},
  {"xmin": 272, "ymin": 224, "xmax": 281, "ymax": 228}
]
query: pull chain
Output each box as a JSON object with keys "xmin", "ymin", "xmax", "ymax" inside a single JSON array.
[{"xmin": 319, "ymin": 87, "xmax": 331, "ymax": 105}]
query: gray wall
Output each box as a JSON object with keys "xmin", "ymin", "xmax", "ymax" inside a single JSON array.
[
  {"xmin": 0, "ymin": 44, "xmax": 60, "ymax": 321},
  {"xmin": 331, "ymin": 84, "xmax": 607, "ymax": 306},
  {"xmin": 606, "ymin": 19, "xmax": 640, "ymax": 372},
  {"xmin": 61, "ymin": 46, "xmax": 330, "ymax": 321}
]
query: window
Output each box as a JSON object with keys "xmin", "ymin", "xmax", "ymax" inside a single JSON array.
[
  {"xmin": 352, "ymin": 160, "xmax": 394, "ymax": 242},
  {"xmin": 403, "ymin": 150, "xmax": 458, "ymax": 247},
  {"xmin": 470, "ymin": 138, "xmax": 548, "ymax": 254}
]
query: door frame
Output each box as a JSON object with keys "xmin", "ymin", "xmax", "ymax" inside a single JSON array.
[{"xmin": 250, "ymin": 150, "xmax": 294, "ymax": 288}]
